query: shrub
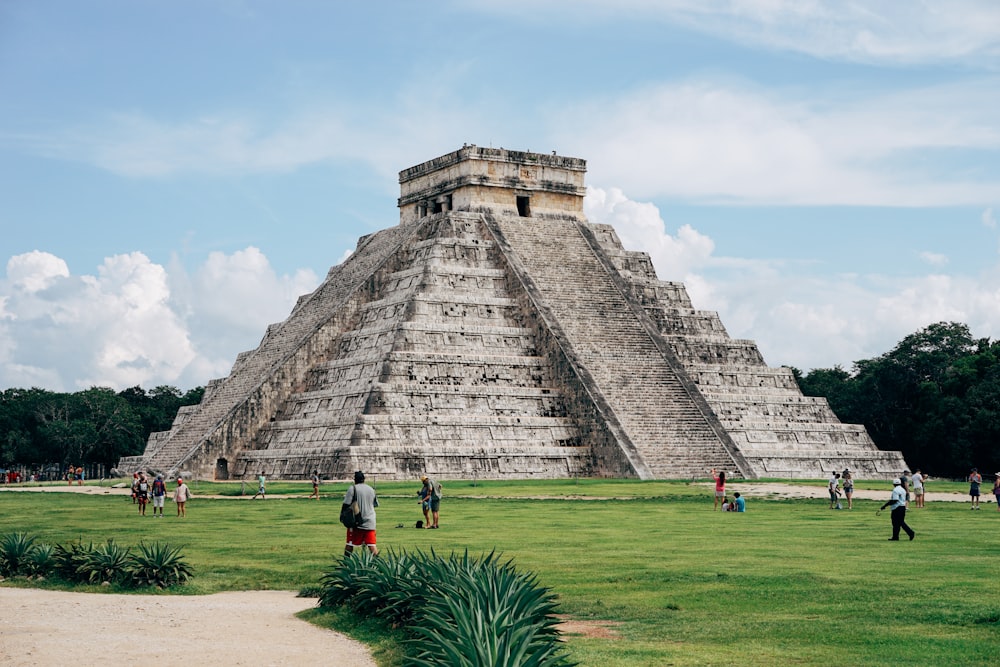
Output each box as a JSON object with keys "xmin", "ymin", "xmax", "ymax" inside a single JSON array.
[
  {"xmin": 318, "ymin": 549, "xmax": 574, "ymax": 667},
  {"xmin": 128, "ymin": 541, "xmax": 193, "ymax": 588},
  {"xmin": 0, "ymin": 531, "xmax": 38, "ymax": 576},
  {"xmin": 78, "ymin": 539, "xmax": 132, "ymax": 585},
  {"xmin": 25, "ymin": 543, "xmax": 54, "ymax": 577},
  {"xmin": 51, "ymin": 541, "xmax": 92, "ymax": 581}
]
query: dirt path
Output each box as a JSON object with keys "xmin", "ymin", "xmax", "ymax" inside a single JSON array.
[{"xmin": 0, "ymin": 588, "xmax": 375, "ymax": 667}]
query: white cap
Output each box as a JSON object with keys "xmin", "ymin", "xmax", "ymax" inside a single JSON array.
[{"xmin": 892, "ymin": 478, "xmax": 901, "ymax": 485}]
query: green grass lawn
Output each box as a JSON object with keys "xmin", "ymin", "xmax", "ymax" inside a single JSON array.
[{"xmin": 2, "ymin": 478, "xmax": 998, "ymax": 666}]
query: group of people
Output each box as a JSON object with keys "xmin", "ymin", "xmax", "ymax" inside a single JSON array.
[
  {"xmin": 341, "ymin": 471, "xmax": 444, "ymax": 557},
  {"xmin": 711, "ymin": 469, "xmax": 746, "ymax": 512},
  {"xmin": 827, "ymin": 469, "xmax": 856, "ymax": 509},
  {"xmin": 65, "ymin": 465, "xmax": 85, "ymax": 485},
  {"xmin": 131, "ymin": 471, "xmax": 191, "ymax": 517}
]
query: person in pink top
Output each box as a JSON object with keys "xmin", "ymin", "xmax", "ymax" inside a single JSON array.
[
  {"xmin": 174, "ymin": 478, "xmax": 191, "ymax": 517},
  {"xmin": 711, "ymin": 468, "xmax": 726, "ymax": 511}
]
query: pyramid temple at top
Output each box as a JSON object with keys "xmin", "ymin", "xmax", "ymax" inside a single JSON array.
[{"xmin": 118, "ymin": 146, "xmax": 907, "ymax": 481}]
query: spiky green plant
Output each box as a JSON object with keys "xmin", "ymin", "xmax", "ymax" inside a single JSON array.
[
  {"xmin": 317, "ymin": 549, "xmax": 574, "ymax": 667},
  {"xmin": 24, "ymin": 542, "xmax": 54, "ymax": 577},
  {"xmin": 51, "ymin": 541, "xmax": 92, "ymax": 582},
  {"xmin": 78, "ymin": 539, "xmax": 131, "ymax": 585},
  {"xmin": 127, "ymin": 541, "xmax": 193, "ymax": 588},
  {"xmin": 0, "ymin": 531, "xmax": 38, "ymax": 576}
]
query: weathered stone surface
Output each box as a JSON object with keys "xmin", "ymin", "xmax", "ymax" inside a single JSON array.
[{"xmin": 121, "ymin": 146, "xmax": 907, "ymax": 481}]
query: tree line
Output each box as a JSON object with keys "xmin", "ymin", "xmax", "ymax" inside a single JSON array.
[
  {"xmin": 0, "ymin": 385, "xmax": 203, "ymax": 474},
  {"xmin": 794, "ymin": 321, "xmax": 1000, "ymax": 479}
]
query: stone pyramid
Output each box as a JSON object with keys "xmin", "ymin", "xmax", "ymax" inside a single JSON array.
[{"xmin": 119, "ymin": 146, "xmax": 908, "ymax": 481}]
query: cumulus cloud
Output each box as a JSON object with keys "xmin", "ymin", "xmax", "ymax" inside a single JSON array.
[
  {"xmin": 0, "ymin": 249, "xmax": 319, "ymax": 392},
  {"xmin": 584, "ymin": 188, "xmax": 1000, "ymax": 371}
]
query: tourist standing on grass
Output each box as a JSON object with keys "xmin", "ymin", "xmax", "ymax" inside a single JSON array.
[
  {"xmin": 344, "ymin": 471, "xmax": 378, "ymax": 557},
  {"xmin": 76, "ymin": 466, "xmax": 84, "ymax": 486},
  {"xmin": 880, "ymin": 478, "xmax": 915, "ymax": 541},
  {"xmin": 252, "ymin": 472, "xmax": 266, "ymax": 500},
  {"xmin": 900, "ymin": 470, "xmax": 911, "ymax": 505},
  {"xmin": 992, "ymin": 472, "xmax": 1000, "ymax": 511},
  {"xmin": 912, "ymin": 469, "xmax": 925, "ymax": 508},
  {"xmin": 310, "ymin": 470, "xmax": 320, "ymax": 500},
  {"xmin": 417, "ymin": 480, "xmax": 431, "ymax": 528},
  {"xmin": 842, "ymin": 469, "xmax": 854, "ymax": 509},
  {"xmin": 136, "ymin": 473, "xmax": 149, "ymax": 516},
  {"xmin": 711, "ymin": 469, "xmax": 726, "ymax": 510},
  {"xmin": 828, "ymin": 472, "xmax": 842, "ymax": 510},
  {"xmin": 421, "ymin": 475, "xmax": 442, "ymax": 528},
  {"xmin": 968, "ymin": 468, "xmax": 982, "ymax": 510},
  {"xmin": 174, "ymin": 478, "xmax": 191, "ymax": 517},
  {"xmin": 151, "ymin": 474, "xmax": 166, "ymax": 518}
]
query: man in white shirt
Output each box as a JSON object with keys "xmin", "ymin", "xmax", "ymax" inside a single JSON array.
[
  {"xmin": 828, "ymin": 472, "xmax": 842, "ymax": 510},
  {"xmin": 880, "ymin": 478, "xmax": 915, "ymax": 541},
  {"xmin": 912, "ymin": 469, "xmax": 925, "ymax": 508}
]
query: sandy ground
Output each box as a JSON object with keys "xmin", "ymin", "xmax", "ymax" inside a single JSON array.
[
  {"xmin": 0, "ymin": 588, "xmax": 376, "ymax": 667},
  {"xmin": 0, "ymin": 479, "xmax": 980, "ymax": 666}
]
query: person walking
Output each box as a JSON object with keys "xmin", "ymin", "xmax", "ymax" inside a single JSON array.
[
  {"xmin": 310, "ymin": 470, "xmax": 320, "ymax": 500},
  {"xmin": 343, "ymin": 471, "xmax": 378, "ymax": 557},
  {"xmin": 842, "ymin": 469, "xmax": 855, "ymax": 509},
  {"xmin": 136, "ymin": 473, "xmax": 150, "ymax": 516},
  {"xmin": 252, "ymin": 472, "xmax": 266, "ymax": 500},
  {"xmin": 711, "ymin": 468, "xmax": 726, "ymax": 511},
  {"xmin": 912, "ymin": 468, "xmax": 925, "ymax": 508},
  {"xmin": 969, "ymin": 468, "xmax": 982, "ymax": 510},
  {"xmin": 174, "ymin": 477, "xmax": 191, "ymax": 517},
  {"xmin": 151, "ymin": 473, "xmax": 167, "ymax": 518},
  {"xmin": 880, "ymin": 478, "xmax": 915, "ymax": 541}
]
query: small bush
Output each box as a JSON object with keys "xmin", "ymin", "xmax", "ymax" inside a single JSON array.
[
  {"xmin": 79, "ymin": 539, "xmax": 132, "ymax": 585},
  {"xmin": 25, "ymin": 543, "xmax": 54, "ymax": 577},
  {"xmin": 51, "ymin": 541, "xmax": 91, "ymax": 581},
  {"xmin": 318, "ymin": 549, "xmax": 574, "ymax": 667},
  {"xmin": 0, "ymin": 531, "xmax": 38, "ymax": 576},
  {"xmin": 128, "ymin": 542, "xmax": 193, "ymax": 588}
]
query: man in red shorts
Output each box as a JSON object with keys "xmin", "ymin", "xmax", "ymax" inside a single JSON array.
[{"xmin": 343, "ymin": 470, "xmax": 379, "ymax": 557}]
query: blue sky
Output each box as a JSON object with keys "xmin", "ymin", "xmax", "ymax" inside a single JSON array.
[{"xmin": 2, "ymin": 1, "xmax": 999, "ymax": 392}]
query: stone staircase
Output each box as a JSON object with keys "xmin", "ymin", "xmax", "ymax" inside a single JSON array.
[
  {"xmin": 488, "ymin": 214, "xmax": 744, "ymax": 479},
  {"xmin": 588, "ymin": 223, "xmax": 907, "ymax": 479}
]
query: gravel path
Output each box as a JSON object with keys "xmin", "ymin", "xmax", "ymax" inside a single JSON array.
[{"xmin": 0, "ymin": 588, "xmax": 375, "ymax": 667}]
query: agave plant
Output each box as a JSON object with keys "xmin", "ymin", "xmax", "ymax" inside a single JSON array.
[
  {"xmin": 79, "ymin": 539, "xmax": 132, "ymax": 585},
  {"xmin": 0, "ymin": 531, "xmax": 38, "ymax": 576},
  {"xmin": 127, "ymin": 541, "xmax": 193, "ymax": 588},
  {"xmin": 24, "ymin": 542, "xmax": 54, "ymax": 577},
  {"xmin": 51, "ymin": 541, "xmax": 92, "ymax": 582}
]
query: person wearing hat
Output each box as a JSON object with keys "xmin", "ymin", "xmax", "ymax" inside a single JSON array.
[
  {"xmin": 343, "ymin": 471, "xmax": 378, "ymax": 556},
  {"xmin": 968, "ymin": 468, "xmax": 982, "ymax": 510},
  {"xmin": 879, "ymin": 478, "xmax": 914, "ymax": 541},
  {"xmin": 417, "ymin": 476, "xmax": 432, "ymax": 528},
  {"xmin": 174, "ymin": 477, "xmax": 191, "ymax": 517}
]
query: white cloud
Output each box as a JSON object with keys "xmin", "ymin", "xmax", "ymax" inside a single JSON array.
[
  {"xmin": 0, "ymin": 248, "xmax": 319, "ymax": 391},
  {"xmin": 984, "ymin": 207, "xmax": 997, "ymax": 228},
  {"xmin": 559, "ymin": 79, "xmax": 1000, "ymax": 206},
  {"xmin": 480, "ymin": 0, "xmax": 1000, "ymax": 66},
  {"xmin": 584, "ymin": 188, "xmax": 1000, "ymax": 371},
  {"xmin": 919, "ymin": 251, "xmax": 949, "ymax": 267}
]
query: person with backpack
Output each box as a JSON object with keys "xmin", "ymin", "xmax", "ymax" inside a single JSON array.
[
  {"xmin": 150, "ymin": 474, "xmax": 167, "ymax": 518},
  {"xmin": 343, "ymin": 471, "xmax": 378, "ymax": 556}
]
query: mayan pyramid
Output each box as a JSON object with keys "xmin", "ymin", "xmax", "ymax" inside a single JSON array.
[{"xmin": 118, "ymin": 146, "xmax": 908, "ymax": 481}]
